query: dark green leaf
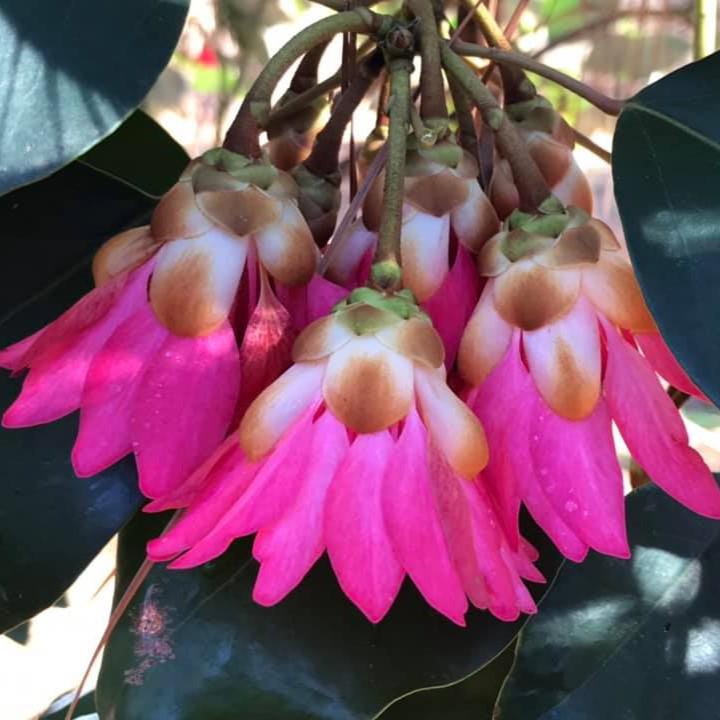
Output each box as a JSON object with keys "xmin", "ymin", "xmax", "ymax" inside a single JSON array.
[
  {"xmin": 79, "ymin": 111, "xmax": 188, "ymax": 198},
  {"xmin": 0, "ymin": 0, "xmax": 190, "ymax": 196},
  {"xmin": 495, "ymin": 480, "xmax": 720, "ymax": 719},
  {"xmin": 612, "ymin": 52, "xmax": 720, "ymax": 405},
  {"xmin": 97, "ymin": 514, "xmax": 562, "ymax": 720},
  {"xmin": 376, "ymin": 645, "xmax": 515, "ymax": 719},
  {"xmin": 0, "ymin": 117, "xmax": 187, "ymax": 631}
]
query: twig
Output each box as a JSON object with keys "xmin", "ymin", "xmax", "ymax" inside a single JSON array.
[
  {"xmin": 572, "ymin": 128, "xmax": 611, "ymax": 164},
  {"xmin": 452, "ymin": 41, "xmax": 627, "ymax": 115}
]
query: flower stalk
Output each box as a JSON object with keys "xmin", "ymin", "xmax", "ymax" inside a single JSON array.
[
  {"xmin": 372, "ymin": 55, "xmax": 413, "ymax": 290},
  {"xmin": 406, "ymin": 0, "xmax": 448, "ymax": 122},
  {"xmin": 223, "ymin": 9, "xmax": 388, "ymax": 158},
  {"xmin": 441, "ymin": 43, "xmax": 552, "ymax": 212}
]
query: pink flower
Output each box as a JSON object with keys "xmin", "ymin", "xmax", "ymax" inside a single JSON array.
[
  {"xmin": 458, "ymin": 209, "xmax": 720, "ymax": 560},
  {"xmin": 147, "ymin": 291, "xmax": 542, "ymax": 625},
  {"xmin": 1, "ymin": 150, "xmax": 318, "ymax": 499},
  {"xmin": 324, "ymin": 143, "xmax": 496, "ymax": 366}
]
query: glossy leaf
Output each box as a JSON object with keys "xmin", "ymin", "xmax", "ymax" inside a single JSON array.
[
  {"xmin": 0, "ymin": 0, "xmax": 189, "ymax": 196},
  {"xmin": 0, "ymin": 117, "xmax": 187, "ymax": 632},
  {"xmin": 613, "ymin": 52, "xmax": 720, "ymax": 405},
  {"xmin": 79, "ymin": 110, "xmax": 188, "ymax": 198},
  {"xmin": 495, "ymin": 480, "xmax": 720, "ymax": 719},
  {"xmin": 97, "ymin": 513, "xmax": 562, "ymax": 720},
  {"xmin": 375, "ymin": 645, "xmax": 515, "ymax": 719}
]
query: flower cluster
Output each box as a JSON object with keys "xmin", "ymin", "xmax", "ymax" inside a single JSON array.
[{"xmin": 3, "ymin": 101, "xmax": 718, "ymax": 628}]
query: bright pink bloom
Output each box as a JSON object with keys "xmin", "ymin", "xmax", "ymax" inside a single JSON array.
[
  {"xmin": 460, "ymin": 210, "xmax": 720, "ymax": 560},
  {"xmin": 148, "ymin": 294, "xmax": 542, "ymax": 625},
  {"xmin": 1, "ymin": 151, "xmax": 318, "ymax": 499}
]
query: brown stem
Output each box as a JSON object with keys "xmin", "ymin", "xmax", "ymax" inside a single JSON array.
[
  {"xmin": 503, "ymin": 0, "xmax": 531, "ymax": 40},
  {"xmin": 318, "ymin": 143, "xmax": 389, "ymax": 275},
  {"xmin": 406, "ymin": 0, "xmax": 448, "ymax": 120},
  {"xmin": 448, "ymin": 73, "xmax": 479, "ymax": 164},
  {"xmin": 223, "ymin": 10, "xmax": 386, "ymax": 157},
  {"xmin": 441, "ymin": 43, "xmax": 551, "ymax": 211},
  {"xmin": 304, "ymin": 51, "xmax": 383, "ymax": 177},
  {"xmin": 452, "ymin": 41, "xmax": 627, "ymax": 115},
  {"xmin": 290, "ymin": 41, "xmax": 330, "ymax": 93},
  {"xmin": 572, "ymin": 127, "xmax": 611, "ymax": 164}
]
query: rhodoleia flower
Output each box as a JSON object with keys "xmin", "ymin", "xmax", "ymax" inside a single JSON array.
[
  {"xmin": 490, "ymin": 97, "xmax": 593, "ymax": 219},
  {"xmin": 458, "ymin": 207, "xmax": 720, "ymax": 561},
  {"xmin": 147, "ymin": 289, "xmax": 543, "ymax": 625},
  {"xmin": 325, "ymin": 138, "xmax": 497, "ymax": 365},
  {"xmin": 0, "ymin": 149, "xmax": 318, "ymax": 499}
]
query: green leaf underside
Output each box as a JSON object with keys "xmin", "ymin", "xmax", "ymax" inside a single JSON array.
[
  {"xmin": 495, "ymin": 480, "xmax": 720, "ymax": 719},
  {"xmin": 0, "ymin": 115, "xmax": 187, "ymax": 632},
  {"xmin": 0, "ymin": 0, "xmax": 189, "ymax": 197},
  {"xmin": 98, "ymin": 511, "xmax": 562, "ymax": 720},
  {"xmin": 612, "ymin": 51, "xmax": 720, "ymax": 406}
]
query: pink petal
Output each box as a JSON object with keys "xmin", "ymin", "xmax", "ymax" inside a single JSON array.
[
  {"xmin": 325, "ymin": 431, "xmax": 403, "ymax": 623},
  {"xmin": 634, "ymin": 331, "xmax": 707, "ymax": 400},
  {"xmin": 72, "ymin": 304, "xmax": 168, "ymax": 477},
  {"xmin": 324, "ymin": 220, "xmax": 377, "ymax": 288},
  {"xmin": 470, "ymin": 334, "xmax": 590, "ymax": 561},
  {"xmin": 0, "ymin": 329, "xmax": 45, "ymax": 371},
  {"xmin": 169, "ymin": 401, "xmax": 321, "ymax": 568},
  {"xmin": 528, "ymin": 390, "xmax": 630, "ymax": 558},
  {"xmin": 427, "ymin": 445, "xmax": 491, "ymax": 610},
  {"xmin": 423, "ymin": 246, "xmax": 481, "ymax": 368},
  {"xmin": 464, "ymin": 479, "xmax": 537, "ymax": 620},
  {"xmin": 3, "ymin": 265, "xmax": 152, "ymax": 427},
  {"xmin": 253, "ymin": 410, "xmax": 350, "ymax": 605},
  {"xmin": 147, "ymin": 442, "xmax": 258, "ymax": 561},
  {"xmin": 132, "ymin": 321, "xmax": 241, "ymax": 499},
  {"xmin": 234, "ymin": 276, "xmax": 295, "ymax": 422},
  {"xmin": 604, "ymin": 320, "xmax": 720, "ymax": 517},
  {"xmin": 401, "ymin": 211, "xmax": 450, "ymax": 302},
  {"xmin": 276, "ymin": 274, "xmax": 348, "ymax": 332},
  {"xmin": 382, "ymin": 408, "xmax": 468, "ymax": 626}
]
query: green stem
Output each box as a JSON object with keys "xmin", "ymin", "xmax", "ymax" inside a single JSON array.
[
  {"xmin": 304, "ymin": 51, "xmax": 383, "ymax": 177},
  {"xmin": 695, "ymin": 0, "xmax": 718, "ymax": 58},
  {"xmin": 223, "ymin": 9, "xmax": 387, "ymax": 157},
  {"xmin": 441, "ymin": 43, "xmax": 551, "ymax": 212},
  {"xmin": 452, "ymin": 41, "xmax": 627, "ymax": 115},
  {"xmin": 373, "ymin": 58, "xmax": 413, "ymax": 289},
  {"xmin": 406, "ymin": 0, "xmax": 448, "ymax": 121},
  {"xmin": 447, "ymin": 72, "xmax": 479, "ymax": 162}
]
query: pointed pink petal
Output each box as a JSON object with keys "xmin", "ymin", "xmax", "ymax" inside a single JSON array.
[
  {"xmin": 147, "ymin": 443, "xmax": 258, "ymax": 561},
  {"xmin": 234, "ymin": 278, "xmax": 295, "ymax": 422},
  {"xmin": 382, "ymin": 408, "xmax": 468, "ymax": 626},
  {"xmin": 528, "ymin": 390, "xmax": 630, "ymax": 559},
  {"xmin": 427, "ymin": 445, "xmax": 491, "ymax": 610},
  {"xmin": 3, "ymin": 265, "xmax": 152, "ymax": 427},
  {"xmin": 634, "ymin": 331, "xmax": 707, "ymax": 400},
  {"xmin": 423, "ymin": 246, "xmax": 481, "ymax": 368},
  {"xmin": 132, "ymin": 321, "xmax": 241, "ymax": 499},
  {"xmin": 276, "ymin": 275, "xmax": 348, "ymax": 332},
  {"xmin": 0, "ymin": 329, "xmax": 45, "ymax": 371},
  {"xmin": 169, "ymin": 401, "xmax": 321, "ymax": 568},
  {"xmin": 325, "ymin": 431, "xmax": 403, "ymax": 623},
  {"xmin": 324, "ymin": 221, "xmax": 377, "ymax": 288},
  {"xmin": 464, "ymin": 479, "xmax": 537, "ymax": 620},
  {"xmin": 72, "ymin": 304, "xmax": 168, "ymax": 477},
  {"xmin": 469, "ymin": 333, "xmax": 590, "ymax": 561},
  {"xmin": 253, "ymin": 410, "xmax": 350, "ymax": 606},
  {"xmin": 604, "ymin": 320, "xmax": 720, "ymax": 518}
]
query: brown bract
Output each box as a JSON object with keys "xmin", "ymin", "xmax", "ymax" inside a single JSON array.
[
  {"xmin": 150, "ymin": 181, "xmax": 214, "ymax": 242},
  {"xmin": 294, "ymin": 303, "xmax": 445, "ymax": 433},
  {"xmin": 92, "ymin": 226, "xmax": 159, "ymax": 286}
]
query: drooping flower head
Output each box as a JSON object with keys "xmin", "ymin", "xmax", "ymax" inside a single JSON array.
[
  {"xmin": 458, "ymin": 206, "xmax": 720, "ymax": 560},
  {"xmin": 490, "ymin": 97, "xmax": 593, "ymax": 219},
  {"xmin": 1, "ymin": 149, "xmax": 318, "ymax": 498},
  {"xmin": 148, "ymin": 288, "xmax": 543, "ymax": 625}
]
